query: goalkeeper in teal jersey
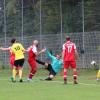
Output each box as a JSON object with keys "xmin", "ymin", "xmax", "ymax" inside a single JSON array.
[{"xmin": 36, "ymin": 49, "xmax": 63, "ymax": 80}]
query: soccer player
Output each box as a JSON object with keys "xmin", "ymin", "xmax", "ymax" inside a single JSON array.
[
  {"xmin": 0, "ymin": 44, "xmax": 15, "ymax": 80},
  {"xmin": 62, "ymin": 36, "xmax": 79, "ymax": 84},
  {"xmin": 11, "ymin": 38, "xmax": 25, "ymax": 82},
  {"xmin": 96, "ymin": 69, "xmax": 100, "ymax": 81},
  {"xmin": 27, "ymin": 40, "xmax": 46, "ymax": 82},
  {"xmin": 0, "ymin": 46, "xmax": 15, "ymax": 69},
  {"xmin": 36, "ymin": 49, "xmax": 63, "ymax": 81}
]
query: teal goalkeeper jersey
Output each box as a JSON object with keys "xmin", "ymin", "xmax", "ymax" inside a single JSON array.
[{"xmin": 46, "ymin": 50, "xmax": 63, "ymax": 73}]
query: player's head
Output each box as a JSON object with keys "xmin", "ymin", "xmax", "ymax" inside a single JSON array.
[
  {"xmin": 66, "ymin": 36, "xmax": 70, "ymax": 41},
  {"xmin": 11, "ymin": 38, "xmax": 16, "ymax": 44},
  {"xmin": 56, "ymin": 55, "xmax": 61, "ymax": 60},
  {"xmin": 33, "ymin": 40, "xmax": 39, "ymax": 47}
]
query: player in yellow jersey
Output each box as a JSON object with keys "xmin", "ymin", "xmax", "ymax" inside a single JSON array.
[{"xmin": 11, "ymin": 38, "xmax": 25, "ymax": 82}]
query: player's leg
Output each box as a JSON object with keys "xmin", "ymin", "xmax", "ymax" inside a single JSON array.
[
  {"xmin": 18, "ymin": 67, "xmax": 23, "ymax": 82},
  {"xmin": 10, "ymin": 58, "xmax": 15, "ymax": 81},
  {"xmin": 36, "ymin": 59, "xmax": 49, "ymax": 69},
  {"xmin": 71, "ymin": 61, "xmax": 78, "ymax": 84},
  {"xmin": 63, "ymin": 68, "xmax": 68, "ymax": 84},
  {"xmin": 28, "ymin": 60, "xmax": 37, "ymax": 81},
  {"xmin": 96, "ymin": 69, "xmax": 100, "ymax": 81},
  {"xmin": 63, "ymin": 61, "xmax": 69, "ymax": 84},
  {"xmin": 12, "ymin": 67, "xmax": 17, "ymax": 82},
  {"xmin": 36, "ymin": 59, "xmax": 45, "ymax": 65},
  {"xmin": 18, "ymin": 59, "xmax": 25, "ymax": 82},
  {"xmin": 73, "ymin": 68, "xmax": 78, "ymax": 84},
  {"xmin": 45, "ymin": 65, "xmax": 56, "ymax": 81},
  {"xmin": 12, "ymin": 60, "xmax": 18, "ymax": 82}
]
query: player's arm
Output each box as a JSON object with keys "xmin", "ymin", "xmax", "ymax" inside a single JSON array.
[
  {"xmin": 62, "ymin": 44, "xmax": 65, "ymax": 60},
  {"xmin": 25, "ymin": 46, "xmax": 31, "ymax": 52},
  {"xmin": 33, "ymin": 47, "xmax": 46, "ymax": 56},
  {"xmin": 74, "ymin": 44, "xmax": 79, "ymax": 61},
  {"xmin": 0, "ymin": 47, "xmax": 10, "ymax": 51},
  {"xmin": 46, "ymin": 49, "xmax": 55, "ymax": 59},
  {"xmin": 37, "ymin": 48, "xmax": 46, "ymax": 55},
  {"xmin": 74, "ymin": 49, "xmax": 79, "ymax": 61}
]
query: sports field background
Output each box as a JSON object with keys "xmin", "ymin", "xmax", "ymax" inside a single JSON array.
[
  {"xmin": 0, "ymin": 68, "xmax": 100, "ymax": 100},
  {"xmin": 0, "ymin": 0, "xmax": 100, "ymax": 100}
]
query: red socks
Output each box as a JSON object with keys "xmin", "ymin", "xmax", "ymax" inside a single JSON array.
[
  {"xmin": 73, "ymin": 70, "xmax": 77, "ymax": 80},
  {"xmin": 29, "ymin": 69, "xmax": 36, "ymax": 79}
]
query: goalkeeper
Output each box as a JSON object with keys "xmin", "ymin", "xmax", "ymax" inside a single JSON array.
[{"xmin": 36, "ymin": 48, "xmax": 63, "ymax": 80}]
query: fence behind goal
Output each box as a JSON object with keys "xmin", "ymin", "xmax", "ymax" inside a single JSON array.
[{"xmin": 0, "ymin": 32, "xmax": 99, "ymax": 69}]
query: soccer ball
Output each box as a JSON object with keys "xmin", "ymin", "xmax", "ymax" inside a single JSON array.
[{"xmin": 91, "ymin": 60, "xmax": 96, "ymax": 66}]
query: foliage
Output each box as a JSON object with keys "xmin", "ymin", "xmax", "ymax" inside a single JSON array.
[{"xmin": 0, "ymin": 0, "xmax": 100, "ymax": 36}]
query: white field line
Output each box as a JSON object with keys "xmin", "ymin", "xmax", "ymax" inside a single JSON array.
[
  {"xmin": 0, "ymin": 78, "xmax": 100, "ymax": 87},
  {"xmin": 44, "ymin": 80, "xmax": 100, "ymax": 87}
]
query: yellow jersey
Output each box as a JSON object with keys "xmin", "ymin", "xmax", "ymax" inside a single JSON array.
[{"xmin": 11, "ymin": 43, "xmax": 25, "ymax": 60}]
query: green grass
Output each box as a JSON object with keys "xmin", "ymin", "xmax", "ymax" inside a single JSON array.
[{"xmin": 0, "ymin": 68, "xmax": 100, "ymax": 100}]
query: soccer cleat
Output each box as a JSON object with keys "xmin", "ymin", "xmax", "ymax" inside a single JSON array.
[
  {"xmin": 10, "ymin": 76, "xmax": 14, "ymax": 81},
  {"xmin": 74, "ymin": 80, "xmax": 78, "ymax": 84},
  {"xmin": 11, "ymin": 77, "xmax": 16, "ymax": 83},
  {"xmin": 97, "ymin": 78, "xmax": 100, "ymax": 81},
  {"xmin": 45, "ymin": 77, "xmax": 52, "ymax": 81},
  {"xmin": 27, "ymin": 78, "xmax": 33, "ymax": 82},
  {"xmin": 19, "ymin": 79, "xmax": 23, "ymax": 83}
]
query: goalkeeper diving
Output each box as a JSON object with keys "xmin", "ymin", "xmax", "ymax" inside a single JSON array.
[{"xmin": 36, "ymin": 48, "xmax": 63, "ymax": 80}]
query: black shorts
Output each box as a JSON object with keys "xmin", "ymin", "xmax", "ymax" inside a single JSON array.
[
  {"xmin": 46, "ymin": 64, "xmax": 56, "ymax": 76},
  {"xmin": 14, "ymin": 59, "xmax": 25, "ymax": 67}
]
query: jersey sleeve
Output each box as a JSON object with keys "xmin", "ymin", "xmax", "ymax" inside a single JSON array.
[
  {"xmin": 32, "ymin": 46, "xmax": 37, "ymax": 53},
  {"xmin": 63, "ymin": 44, "xmax": 65, "ymax": 50},
  {"xmin": 19, "ymin": 44, "xmax": 25, "ymax": 51},
  {"xmin": 46, "ymin": 49, "xmax": 55, "ymax": 60}
]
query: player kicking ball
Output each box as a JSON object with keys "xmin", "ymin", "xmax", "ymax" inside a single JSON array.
[
  {"xmin": 27, "ymin": 40, "xmax": 46, "ymax": 82},
  {"xmin": 36, "ymin": 48, "xmax": 63, "ymax": 81}
]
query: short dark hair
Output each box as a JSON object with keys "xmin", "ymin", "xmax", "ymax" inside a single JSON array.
[
  {"xmin": 66, "ymin": 36, "xmax": 70, "ymax": 41},
  {"xmin": 11, "ymin": 38, "xmax": 16, "ymax": 44}
]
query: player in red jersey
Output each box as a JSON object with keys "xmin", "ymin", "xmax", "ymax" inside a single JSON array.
[
  {"xmin": 0, "ymin": 47, "xmax": 15, "ymax": 69},
  {"xmin": 0, "ymin": 41, "xmax": 17, "ymax": 81},
  {"xmin": 62, "ymin": 36, "xmax": 79, "ymax": 84},
  {"xmin": 0, "ymin": 39, "xmax": 16, "ymax": 69},
  {"xmin": 27, "ymin": 40, "xmax": 46, "ymax": 81}
]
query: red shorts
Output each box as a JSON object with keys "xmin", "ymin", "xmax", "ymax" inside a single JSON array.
[
  {"xmin": 64, "ymin": 61, "xmax": 76, "ymax": 69},
  {"xmin": 28, "ymin": 59, "xmax": 37, "ymax": 70}
]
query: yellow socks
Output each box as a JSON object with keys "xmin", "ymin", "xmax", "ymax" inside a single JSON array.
[
  {"xmin": 12, "ymin": 68, "xmax": 17, "ymax": 80},
  {"xmin": 97, "ymin": 70, "xmax": 100, "ymax": 80}
]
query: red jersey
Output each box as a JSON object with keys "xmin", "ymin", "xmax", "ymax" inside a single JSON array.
[
  {"xmin": 28, "ymin": 45, "xmax": 37, "ymax": 61},
  {"xmin": 9, "ymin": 47, "xmax": 15, "ymax": 59},
  {"xmin": 63, "ymin": 40, "xmax": 76, "ymax": 61},
  {"xmin": 9, "ymin": 47, "xmax": 15, "ymax": 67}
]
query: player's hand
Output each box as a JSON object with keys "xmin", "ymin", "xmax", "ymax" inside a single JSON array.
[{"xmin": 41, "ymin": 48, "xmax": 46, "ymax": 53}]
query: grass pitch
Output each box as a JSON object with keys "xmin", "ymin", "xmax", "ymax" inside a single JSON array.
[{"xmin": 0, "ymin": 68, "xmax": 100, "ymax": 100}]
